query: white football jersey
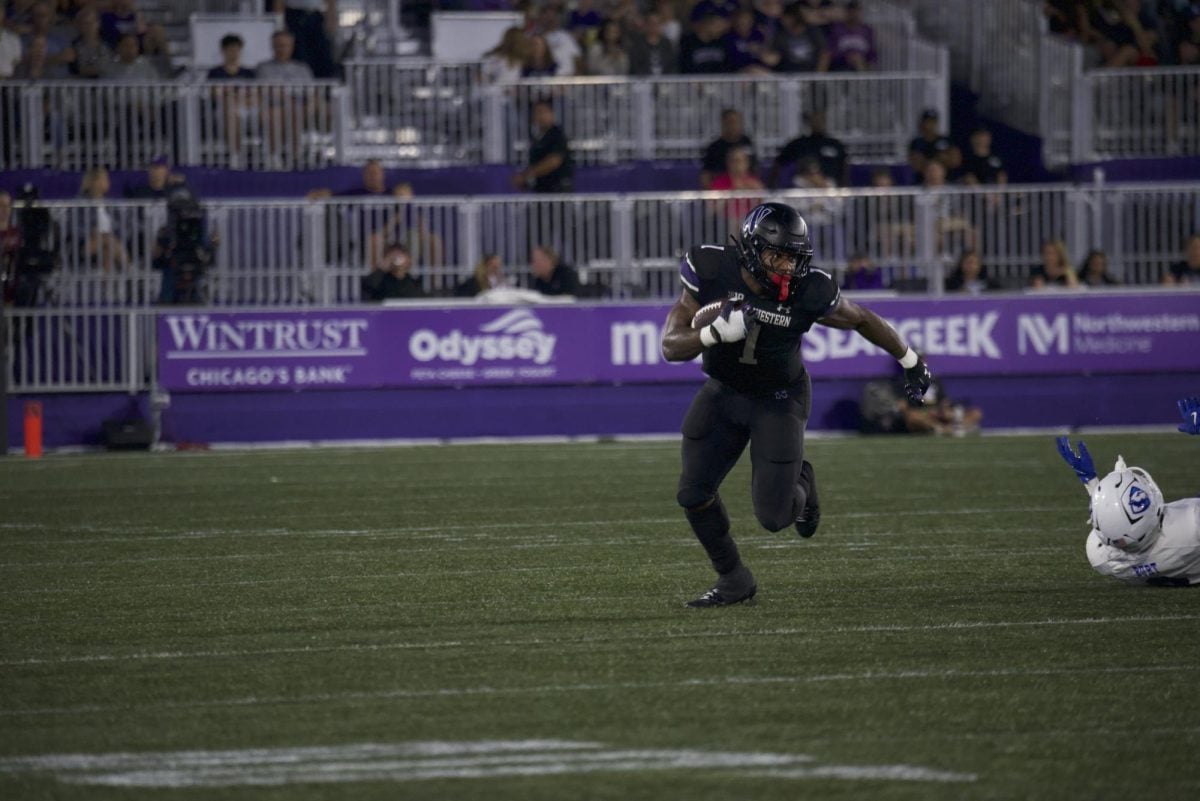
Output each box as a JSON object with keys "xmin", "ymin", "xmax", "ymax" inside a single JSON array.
[{"xmin": 1087, "ymin": 498, "xmax": 1200, "ymax": 586}]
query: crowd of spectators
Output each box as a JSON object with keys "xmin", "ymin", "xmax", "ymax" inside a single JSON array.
[
  {"xmin": 481, "ymin": 0, "xmax": 881, "ymax": 79},
  {"xmin": 1044, "ymin": 0, "xmax": 1200, "ymax": 67},
  {"xmin": 0, "ymin": 0, "xmax": 340, "ymax": 82}
]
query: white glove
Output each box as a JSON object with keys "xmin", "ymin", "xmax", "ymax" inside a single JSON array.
[{"xmin": 700, "ymin": 308, "xmax": 747, "ymax": 347}]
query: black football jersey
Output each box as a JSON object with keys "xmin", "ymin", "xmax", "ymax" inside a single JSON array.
[{"xmin": 680, "ymin": 244, "xmax": 840, "ymax": 395}]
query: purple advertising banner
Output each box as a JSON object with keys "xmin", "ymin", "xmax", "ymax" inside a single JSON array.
[{"xmin": 157, "ymin": 292, "xmax": 1200, "ymax": 392}]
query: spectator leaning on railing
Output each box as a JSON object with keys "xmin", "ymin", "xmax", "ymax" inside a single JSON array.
[
  {"xmin": 957, "ymin": 125, "xmax": 1007, "ymax": 186},
  {"xmin": 512, "ymin": 99, "xmax": 574, "ymax": 193},
  {"xmin": 1030, "ymin": 239, "xmax": 1079, "ymax": 289},
  {"xmin": 530, "ymin": 244, "xmax": 580, "ymax": 297},
  {"xmin": 79, "ymin": 167, "xmax": 129, "ymax": 273},
  {"xmin": 361, "ymin": 242, "xmax": 424, "ymax": 302},
  {"xmin": 945, "ymin": 250, "xmax": 998, "ymax": 294},
  {"xmin": 908, "ymin": 109, "xmax": 961, "ymax": 185},
  {"xmin": 1080, "ymin": 249, "xmax": 1121, "ymax": 287}
]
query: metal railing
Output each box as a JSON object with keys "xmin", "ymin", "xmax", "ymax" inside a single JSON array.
[
  {"xmin": 8, "ymin": 179, "xmax": 1195, "ymax": 309},
  {"xmin": 2, "ymin": 80, "xmax": 347, "ymax": 171},
  {"xmin": 2, "ymin": 308, "xmax": 154, "ymax": 394}
]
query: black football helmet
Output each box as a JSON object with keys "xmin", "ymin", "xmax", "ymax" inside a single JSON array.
[{"xmin": 736, "ymin": 202, "xmax": 814, "ymax": 302}]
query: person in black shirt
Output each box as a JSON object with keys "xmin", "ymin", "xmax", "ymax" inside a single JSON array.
[
  {"xmin": 772, "ymin": 4, "xmax": 829, "ymax": 73},
  {"xmin": 768, "ymin": 109, "xmax": 847, "ymax": 187},
  {"xmin": 958, "ymin": 125, "xmax": 1007, "ymax": 185},
  {"xmin": 907, "ymin": 108, "xmax": 960, "ymax": 184},
  {"xmin": 361, "ymin": 242, "xmax": 425, "ymax": 301},
  {"xmin": 678, "ymin": 13, "xmax": 732, "ymax": 75},
  {"xmin": 660, "ymin": 202, "xmax": 933, "ymax": 607},
  {"xmin": 1165, "ymin": 234, "xmax": 1200, "ymax": 285},
  {"xmin": 700, "ymin": 108, "xmax": 755, "ymax": 189},
  {"xmin": 512, "ymin": 99, "xmax": 574, "ymax": 193},
  {"xmin": 628, "ymin": 11, "xmax": 677, "ymax": 76},
  {"xmin": 530, "ymin": 244, "xmax": 580, "ymax": 296},
  {"xmin": 206, "ymin": 33, "xmax": 255, "ymax": 81},
  {"xmin": 205, "ymin": 34, "xmax": 256, "ymax": 167},
  {"xmin": 1079, "ymin": 249, "xmax": 1120, "ymax": 287}
]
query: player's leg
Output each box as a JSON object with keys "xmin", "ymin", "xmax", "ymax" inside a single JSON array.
[
  {"xmin": 748, "ymin": 378, "xmax": 815, "ymax": 535},
  {"xmin": 677, "ymin": 381, "xmax": 754, "ymax": 606}
]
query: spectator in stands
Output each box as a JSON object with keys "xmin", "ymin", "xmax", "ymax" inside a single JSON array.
[
  {"xmin": 0, "ymin": 6, "xmax": 25, "ymax": 79},
  {"xmin": 842, "ymin": 252, "xmax": 885, "ymax": 291},
  {"xmin": 272, "ymin": 0, "xmax": 339, "ymax": 79},
  {"xmin": 455, "ymin": 253, "xmax": 511, "ymax": 297},
  {"xmin": 307, "ymin": 158, "xmax": 403, "ymax": 200},
  {"xmin": 513, "ymin": 99, "xmax": 574, "ymax": 193},
  {"xmin": 585, "ymin": 18, "xmax": 629, "ymax": 75},
  {"xmin": 826, "ymin": 0, "xmax": 876, "ymax": 71},
  {"xmin": 361, "ymin": 242, "xmax": 425, "ymax": 301},
  {"xmin": 1030, "ymin": 239, "xmax": 1079, "ymax": 289},
  {"xmin": 140, "ymin": 21, "xmax": 173, "ymax": 77},
  {"xmin": 14, "ymin": 34, "xmax": 66, "ymax": 79},
  {"xmin": 530, "ymin": 244, "xmax": 580, "ymax": 296},
  {"xmin": 20, "ymin": 1, "xmax": 69, "ymax": 61},
  {"xmin": 63, "ymin": 6, "xmax": 111, "ymax": 79},
  {"xmin": 567, "ymin": 0, "xmax": 604, "ymax": 47},
  {"xmin": 924, "ymin": 161, "xmax": 975, "ymax": 256},
  {"xmin": 1044, "ymin": 0, "xmax": 1085, "ymax": 38},
  {"xmin": 0, "ymin": 192, "xmax": 19, "ymax": 298},
  {"xmin": 205, "ymin": 35, "xmax": 257, "ymax": 167},
  {"xmin": 538, "ymin": 3, "xmax": 581, "ymax": 76},
  {"xmin": 1088, "ymin": 0, "xmax": 1159, "ymax": 67},
  {"xmin": 958, "ymin": 125, "xmax": 1008, "ymax": 185},
  {"xmin": 859, "ymin": 369, "xmax": 982, "ymax": 436},
  {"xmin": 754, "ymin": 0, "xmax": 787, "ymax": 41},
  {"xmin": 483, "ymin": 26, "xmax": 527, "ymax": 84},
  {"xmin": 1080, "ymin": 248, "xmax": 1121, "ymax": 286},
  {"xmin": 908, "ymin": 108, "xmax": 961, "ymax": 184},
  {"xmin": 945, "ymin": 250, "xmax": 998, "ymax": 294},
  {"xmin": 727, "ymin": 7, "xmax": 778, "ymax": 73},
  {"xmin": 102, "ymin": 32, "xmax": 163, "ymax": 81},
  {"xmin": 99, "ymin": 0, "xmax": 146, "ymax": 49},
  {"xmin": 708, "ymin": 146, "xmax": 764, "ymax": 233},
  {"xmin": 256, "ymin": 30, "xmax": 314, "ymax": 167},
  {"xmin": 124, "ymin": 155, "xmax": 183, "ymax": 200},
  {"xmin": 79, "ymin": 167, "xmax": 129, "ymax": 273},
  {"xmin": 769, "ymin": 109, "xmax": 847, "ymax": 187},
  {"xmin": 678, "ymin": 12, "xmax": 731, "ymax": 74},
  {"xmin": 628, "ymin": 11, "xmax": 677, "ymax": 76},
  {"xmin": 870, "ymin": 166, "xmax": 914, "ymax": 259},
  {"xmin": 1164, "ymin": 233, "xmax": 1200, "ymax": 285},
  {"xmin": 772, "ymin": 3, "xmax": 829, "ymax": 73},
  {"xmin": 700, "ymin": 108, "xmax": 755, "ymax": 189},
  {"xmin": 655, "ymin": 0, "xmax": 683, "ymax": 44},
  {"xmin": 522, "ymin": 33, "xmax": 559, "ymax": 76}
]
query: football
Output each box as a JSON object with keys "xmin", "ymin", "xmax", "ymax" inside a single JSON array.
[{"xmin": 690, "ymin": 300, "xmax": 725, "ymax": 329}]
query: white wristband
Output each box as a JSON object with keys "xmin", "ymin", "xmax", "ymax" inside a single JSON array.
[
  {"xmin": 700, "ymin": 325, "xmax": 719, "ymax": 348},
  {"xmin": 898, "ymin": 347, "xmax": 919, "ymax": 369}
]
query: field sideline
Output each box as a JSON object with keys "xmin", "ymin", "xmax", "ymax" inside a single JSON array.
[{"xmin": 1, "ymin": 433, "xmax": 1197, "ymax": 800}]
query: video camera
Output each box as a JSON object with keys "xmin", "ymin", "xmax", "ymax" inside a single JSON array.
[
  {"xmin": 155, "ymin": 183, "xmax": 214, "ymax": 304},
  {"xmin": 15, "ymin": 183, "xmax": 58, "ymax": 276}
]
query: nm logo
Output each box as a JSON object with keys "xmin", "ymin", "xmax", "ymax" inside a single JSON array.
[
  {"xmin": 1017, "ymin": 313, "xmax": 1069, "ymax": 355},
  {"xmin": 610, "ymin": 321, "xmax": 662, "ymax": 366}
]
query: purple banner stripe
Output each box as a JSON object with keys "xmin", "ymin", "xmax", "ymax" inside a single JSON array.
[{"xmin": 157, "ymin": 292, "xmax": 1200, "ymax": 393}]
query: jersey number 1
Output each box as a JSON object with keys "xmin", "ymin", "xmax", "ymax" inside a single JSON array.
[{"xmin": 738, "ymin": 323, "xmax": 760, "ymax": 365}]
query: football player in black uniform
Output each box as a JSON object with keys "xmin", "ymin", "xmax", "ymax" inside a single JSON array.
[{"xmin": 661, "ymin": 202, "xmax": 933, "ymax": 607}]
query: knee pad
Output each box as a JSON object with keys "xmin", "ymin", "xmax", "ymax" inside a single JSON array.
[{"xmin": 676, "ymin": 485, "xmax": 715, "ymax": 510}]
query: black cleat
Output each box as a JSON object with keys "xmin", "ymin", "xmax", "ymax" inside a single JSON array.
[
  {"xmin": 795, "ymin": 460, "xmax": 820, "ymax": 539},
  {"xmin": 686, "ymin": 584, "xmax": 757, "ymax": 608}
]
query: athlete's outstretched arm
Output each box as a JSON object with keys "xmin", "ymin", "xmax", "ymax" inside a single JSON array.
[
  {"xmin": 819, "ymin": 297, "xmax": 932, "ymax": 402},
  {"xmin": 661, "ymin": 291, "xmax": 704, "ymax": 362},
  {"xmin": 818, "ymin": 296, "xmax": 907, "ymax": 357}
]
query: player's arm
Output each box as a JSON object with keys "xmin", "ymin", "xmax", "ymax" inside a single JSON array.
[
  {"xmin": 661, "ymin": 291, "xmax": 704, "ymax": 362},
  {"xmin": 1056, "ymin": 437, "xmax": 1100, "ymax": 493},
  {"xmin": 819, "ymin": 296, "xmax": 932, "ymax": 401}
]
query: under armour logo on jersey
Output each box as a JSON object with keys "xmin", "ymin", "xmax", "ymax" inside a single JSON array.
[{"xmin": 1126, "ymin": 485, "xmax": 1150, "ymax": 516}]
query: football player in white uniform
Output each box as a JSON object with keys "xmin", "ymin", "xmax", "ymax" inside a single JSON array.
[{"xmin": 1057, "ymin": 437, "xmax": 1200, "ymax": 587}]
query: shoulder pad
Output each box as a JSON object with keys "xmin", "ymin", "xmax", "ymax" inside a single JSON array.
[
  {"xmin": 799, "ymin": 268, "xmax": 840, "ymax": 317},
  {"xmin": 686, "ymin": 245, "xmax": 728, "ymax": 281}
]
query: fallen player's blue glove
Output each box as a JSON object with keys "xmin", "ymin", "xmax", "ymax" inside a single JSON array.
[
  {"xmin": 1055, "ymin": 437, "xmax": 1096, "ymax": 484},
  {"xmin": 1178, "ymin": 396, "xmax": 1200, "ymax": 435}
]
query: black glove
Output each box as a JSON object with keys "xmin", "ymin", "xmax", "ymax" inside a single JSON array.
[{"xmin": 903, "ymin": 358, "xmax": 932, "ymax": 404}]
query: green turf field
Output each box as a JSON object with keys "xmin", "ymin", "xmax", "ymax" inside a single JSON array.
[{"xmin": 1, "ymin": 433, "xmax": 1197, "ymax": 800}]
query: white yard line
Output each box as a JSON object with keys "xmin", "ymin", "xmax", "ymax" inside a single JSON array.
[{"xmin": 0, "ymin": 739, "xmax": 976, "ymax": 787}]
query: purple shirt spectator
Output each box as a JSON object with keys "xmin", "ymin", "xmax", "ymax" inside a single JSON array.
[{"xmin": 826, "ymin": 1, "xmax": 876, "ymax": 71}]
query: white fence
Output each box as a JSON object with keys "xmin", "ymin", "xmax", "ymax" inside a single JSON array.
[{"xmin": 7, "ymin": 180, "xmax": 1195, "ymax": 308}]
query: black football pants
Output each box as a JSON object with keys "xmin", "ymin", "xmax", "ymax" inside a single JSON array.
[{"xmin": 676, "ymin": 375, "xmax": 811, "ymax": 532}]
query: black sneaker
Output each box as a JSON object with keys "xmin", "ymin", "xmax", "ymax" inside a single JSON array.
[
  {"xmin": 795, "ymin": 460, "xmax": 820, "ymax": 539},
  {"xmin": 685, "ymin": 584, "xmax": 757, "ymax": 608}
]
